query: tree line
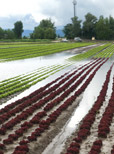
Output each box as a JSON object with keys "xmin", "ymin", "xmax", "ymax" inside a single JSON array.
[
  {"xmin": 0, "ymin": 19, "xmax": 56, "ymax": 40},
  {"xmin": 0, "ymin": 13, "xmax": 114, "ymax": 40},
  {"xmin": 30, "ymin": 19, "xmax": 56, "ymax": 39},
  {"xmin": 64, "ymin": 13, "xmax": 114, "ymax": 40},
  {"xmin": 0, "ymin": 21, "xmax": 23, "ymax": 39}
]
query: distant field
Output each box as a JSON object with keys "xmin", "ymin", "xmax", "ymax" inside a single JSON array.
[{"xmin": 0, "ymin": 42, "xmax": 94, "ymax": 62}]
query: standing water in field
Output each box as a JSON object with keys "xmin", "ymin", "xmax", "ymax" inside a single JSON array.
[
  {"xmin": 0, "ymin": 51, "xmax": 75, "ymax": 81},
  {"xmin": 0, "ymin": 44, "xmax": 99, "ymax": 81},
  {"xmin": 42, "ymin": 60, "xmax": 114, "ymax": 154}
]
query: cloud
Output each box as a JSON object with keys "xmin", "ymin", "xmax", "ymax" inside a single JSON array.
[
  {"xmin": 0, "ymin": 14, "xmax": 38, "ymax": 30},
  {"xmin": 0, "ymin": 0, "xmax": 114, "ymax": 29},
  {"xmin": 78, "ymin": 0, "xmax": 114, "ymax": 20},
  {"xmin": 38, "ymin": 0, "xmax": 74, "ymax": 26}
]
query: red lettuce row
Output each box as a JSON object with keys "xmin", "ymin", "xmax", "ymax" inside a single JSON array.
[
  {"xmin": 12, "ymin": 59, "xmax": 107, "ymax": 153},
  {"xmin": 0, "ymin": 59, "xmax": 105, "ymax": 153},
  {"xmin": 65, "ymin": 141, "xmax": 80, "ymax": 154},
  {"xmin": 0, "ymin": 58, "xmax": 99, "ymax": 116},
  {"xmin": 111, "ymin": 145, "xmax": 114, "ymax": 154},
  {"xmin": 98, "ymin": 77, "xmax": 114, "ymax": 138},
  {"xmin": 89, "ymin": 140, "xmax": 102, "ymax": 154},
  {"xmin": 0, "ymin": 63, "xmax": 83, "ymax": 124},
  {"xmin": 13, "ymin": 145, "xmax": 29, "ymax": 154},
  {"xmin": 2, "ymin": 111, "xmax": 46, "ymax": 145},
  {"xmin": 44, "ymin": 59, "xmax": 105, "ymax": 111},
  {"xmin": 0, "ymin": 144, "xmax": 5, "ymax": 150},
  {"xmin": 1, "ymin": 61, "xmax": 99, "ymax": 145},
  {"xmin": 0, "ymin": 59, "xmax": 103, "ymax": 136},
  {"xmin": 0, "ymin": 58, "xmax": 99, "ymax": 120},
  {"xmin": 0, "ymin": 69, "xmax": 70, "ymax": 115},
  {"xmin": 65, "ymin": 62, "xmax": 113, "ymax": 154}
]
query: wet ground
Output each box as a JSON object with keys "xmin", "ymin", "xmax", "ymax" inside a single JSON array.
[
  {"xmin": 2, "ymin": 58, "xmax": 113, "ymax": 154},
  {"xmin": 0, "ymin": 44, "xmax": 99, "ymax": 108},
  {"xmin": 0, "ymin": 50, "xmax": 75, "ymax": 81},
  {"xmin": 1, "ymin": 43, "xmax": 113, "ymax": 154},
  {"xmin": 0, "ymin": 44, "xmax": 100, "ymax": 82},
  {"xmin": 42, "ymin": 59, "xmax": 114, "ymax": 154}
]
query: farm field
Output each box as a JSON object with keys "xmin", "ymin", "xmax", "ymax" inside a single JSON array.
[
  {"xmin": 0, "ymin": 42, "xmax": 94, "ymax": 62},
  {"xmin": 0, "ymin": 41, "xmax": 114, "ymax": 154},
  {"xmin": 0, "ymin": 42, "xmax": 100, "ymax": 103}
]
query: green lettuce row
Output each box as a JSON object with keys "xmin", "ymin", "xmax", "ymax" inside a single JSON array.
[
  {"xmin": 0, "ymin": 63, "xmax": 71, "ymax": 99},
  {"xmin": 69, "ymin": 43, "xmax": 111, "ymax": 61},
  {"xmin": 0, "ymin": 64, "xmax": 64, "ymax": 90},
  {"xmin": 0, "ymin": 43, "xmax": 92, "ymax": 58},
  {"xmin": 0, "ymin": 42, "xmax": 94, "ymax": 62},
  {"xmin": 0, "ymin": 64, "xmax": 62, "ymax": 86},
  {"xmin": 94, "ymin": 44, "xmax": 114, "ymax": 58}
]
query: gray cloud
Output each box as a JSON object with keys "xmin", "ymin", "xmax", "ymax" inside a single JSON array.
[
  {"xmin": 40, "ymin": 0, "xmax": 74, "ymax": 26},
  {"xmin": 0, "ymin": 0, "xmax": 114, "ymax": 30},
  {"xmin": 0, "ymin": 14, "xmax": 38, "ymax": 30},
  {"xmin": 39, "ymin": 0, "xmax": 114, "ymax": 26}
]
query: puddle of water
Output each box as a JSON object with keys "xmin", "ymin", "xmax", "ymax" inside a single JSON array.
[
  {"xmin": 42, "ymin": 60, "xmax": 114, "ymax": 154},
  {"xmin": 0, "ymin": 57, "xmax": 88, "ymax": 109},
  {"xmin": 0, "ymin": 51, "xmax": 76, "ymax": 81},
  {"xmin": 0, "ymin": 44, "xmax": 113, "ymax": 152},
  {"xmin": 0, "ymin": 44, "xmax": 98, "ymax": 82},
  {"xmin": 0, "ymin": 64, "xmax": 77, "ymax": 109}
]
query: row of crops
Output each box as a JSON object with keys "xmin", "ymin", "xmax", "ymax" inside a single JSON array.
[
  {"xmin": 0, "ymin": 62, "xmax": 73, "ymax": 100},
  {"xmin": 0, "ymin": 42, "xmax": 114, "ymax": 63},
  {"xmin": 94, "ymin": 43, "xmax": 114, "ymax": 58},
  {"xmin": 64, "ymin": 63, "xmax": 114, "ymax": 154},
  {"xmin": 1, "ymin": 42, "xmax": 114, "ymax": 102},
  {"xmin": 0, "ymin": 42, "xmax": 94, "ymax": 62},
  {"xmin": 0, "ymin": 43, "xmax": 43, "ymax": 49},
  {"xmin": 69, "ymin": 43, "xmax": 113, "ymax": 61},
  {"xmin": 0, "ymin": 58, "xmax": 109, "ymax": 154},
  {"xmin": 0, "ymin": 42, "xmax": 53, "ymax": 49},
  {"xmin": 0, "ymin": 42, "xmax": 97, "ymax": 102},
  {"xmin": 0, "ymin": 41, "xmax": 114, "ymax": 154}
]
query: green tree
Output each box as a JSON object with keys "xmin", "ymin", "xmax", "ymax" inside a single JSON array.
[
  {"xmin": 0, "ymin": 27, "xmax": 4, "ymax": 39},
  {"xmin": 33, "ymin": 27, "xmax": 44, "ymax": 39},
  {"xmin": 4, "ymin": 29, "xmax": 15, "ymax": 39},
  {"xmin": 13, "ymin": 21, "xmax": 24, "ymax": 39},
  {"xmin": 72, "ymin": 16, "xmax": 82, "ymax": 37},
  {"xmin": 39, "ymin": 19, "xmax": 55, "ymax": 29},
  {"xmin": 63, "ymin": 24, "xmax": 73, "ymax": 39},
  {"xmin": 109, "ymin": 16, "xmax": 114, "ymax": 39},
  {"xmin": 83, "ymin": 13, "xmax": 97, "ymax": 39},
  {"xmin": 96, "ymin": 16, "xmax": 111, "ymax": 40},
  {"xmin": 32, "ymin": 19, "xmax": 56, "ymax": 39},
  {"xmin": 45, "ymin": 28, "xmax": 56, "ymax": 39},
  {"xmin": 63, "ymin": 17, "xmax": 82, "ymax": 39}
]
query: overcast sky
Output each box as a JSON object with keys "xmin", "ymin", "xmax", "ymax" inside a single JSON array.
[{"xmin": 0, "ymin": 0, "xmax": 114, "ymax": 30}]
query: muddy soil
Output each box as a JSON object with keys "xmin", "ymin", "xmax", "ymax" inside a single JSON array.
[
  {"xmin": 61, "ymin": 98, "xmax": 114, "ymax": 154},
  {"xmin": 28, "ymin": 95, "xmax": 83, "ymax": 154},
  {"xmin": 66, "ymin": 43, "xmax": 103, "ymax": 54},
  {"xmin": 0, "ymin": 91, "xmax": 23, "ymax": 105}
]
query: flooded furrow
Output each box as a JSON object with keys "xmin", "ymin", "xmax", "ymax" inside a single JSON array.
[
  {"xmin": 0, "ymin": 44, "xmax": 100, "ymax": 81},
  {"xmin": 42, "ymin": 60, "xmax": 114, "ymax": 154}
]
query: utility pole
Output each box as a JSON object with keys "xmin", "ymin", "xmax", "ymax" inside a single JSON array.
[{"xmin": 73, "ymin": 0, "xmax": 77, "ymax": 17}]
